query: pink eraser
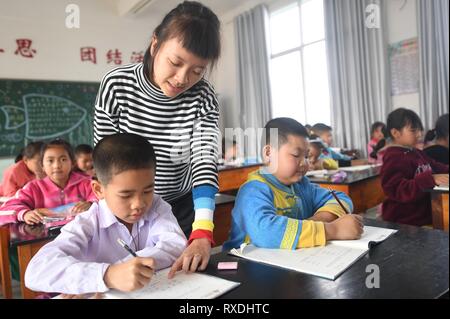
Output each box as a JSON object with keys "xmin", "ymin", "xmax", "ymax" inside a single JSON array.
[{"xmin": 217, "ymin": 261, "xmax": 238, "ymax": 270}]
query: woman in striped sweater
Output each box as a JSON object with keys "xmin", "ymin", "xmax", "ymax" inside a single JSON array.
[{"xmin": 93, "ymin": 1, "xmax": 221, "ymax": 277}]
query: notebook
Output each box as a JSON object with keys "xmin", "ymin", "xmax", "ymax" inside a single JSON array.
[
  {"xmin": 433, "ymin": 185, "xmax": 449, "ymax": 191},
  {"xmin": 229, "ymin": 226, "xmax": 397, "ymax": 280},
  {"xmin": 338, "ymin": 164, "xmax": 381, "ymax": 172},
  {"xmin": 104, "ymin": 267, "xmax": 240, "ymax": 299}
]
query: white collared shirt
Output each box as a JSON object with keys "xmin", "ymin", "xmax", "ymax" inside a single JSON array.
[{"xmin": 25, "ymin": 195, "xmax": 187, "ymax": 294}]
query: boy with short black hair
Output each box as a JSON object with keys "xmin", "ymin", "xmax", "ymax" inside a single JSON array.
[
  {"xmin": 74, "ymin": 144, "xmax": 94, "ymax": 176},
  {"xmin": 223, "ymin": 118, "xmax": 363, "ymax": 251},
  {"xmin": 312, "ymin": 123, "xmax": 352, "ymax": 161},
  {"xmin": 25, "ymin": 133, "xmax": 187, "ymax": 294}
]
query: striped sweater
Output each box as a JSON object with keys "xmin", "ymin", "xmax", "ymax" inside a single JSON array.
[{"xmin": 93, "ymin": 63, "xmax": 219, "ymax": 242}]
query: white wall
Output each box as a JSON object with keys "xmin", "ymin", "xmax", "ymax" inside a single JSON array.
[
  {"xmin": 0, "ymin": 0, "xmax": 158, "ymax": 82},
  {"xmin": 386, "ymin": 0, "xmax": 420, "ymax": 113},
  {"xmin": 0, "ymin": 0, "xmax": 160, "ymax": 171}
]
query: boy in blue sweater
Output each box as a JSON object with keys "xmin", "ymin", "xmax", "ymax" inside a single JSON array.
[
  {"xmin": 312, "ymin": 123, "xmax": 353, "ymax": 161},
  {"xmin": 223, "ymin": 118, "xmax": 363, "ymax": 250}
]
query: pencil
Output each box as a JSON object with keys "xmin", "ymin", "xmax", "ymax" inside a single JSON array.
[{"xmin": 328, "ymin": 188, "xmax": 351, "ymax": 215}]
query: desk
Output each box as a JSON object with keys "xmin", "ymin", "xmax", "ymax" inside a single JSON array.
[
  {"xmin": 308, "ymin": 166, "xmax": 384, "ymax": 213},
  {"xmin": 206, "ymin": 219, "xmax": 449, "ymax": 298},
  {"xmin": 427, "ymin": 188, "xmax": 449, "ymax": 231},
  {"xmin": 219, "ymin": 164, "xmax": 262, "ymax": 193},
  {"xmin": 0, "ymin": 194, "xmax": 236, "ymax": 299},
  {"xmin": 0, "ymin": 223, "xmax": 59, "ymax": 299}
]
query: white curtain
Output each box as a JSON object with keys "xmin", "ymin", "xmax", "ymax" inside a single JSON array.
[
  {"xmin": 417, "ymin": 0, "xmax": 449, "ymax": 130},
  {"xmin": 235, "ymin": 4, "xmax": 272, "ymax": 130},
  {"xmin": 324, "ymin": 0, "xmax": 391, "ymax": 156}
]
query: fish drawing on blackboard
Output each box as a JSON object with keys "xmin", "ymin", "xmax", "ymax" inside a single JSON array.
[{"xmin": 0, "ymin": 94, "xmax": 87, "ymax": 140}]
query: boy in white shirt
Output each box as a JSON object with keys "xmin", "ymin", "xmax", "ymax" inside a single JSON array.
[{"xmin": 25, "ymin": 133, "xmax": 187, "ymax": 295}]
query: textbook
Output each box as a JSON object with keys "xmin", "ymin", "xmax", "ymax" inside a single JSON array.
[
  {"xmin": 229, "ymin": 226, "xmax": 397, "ymax": 280},
  {"xmin": 104, "ymin": 267, "xmax": 240, "ymax": 299}
]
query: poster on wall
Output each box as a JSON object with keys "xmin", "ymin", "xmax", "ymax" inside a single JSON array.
[{"xmin": 389, "ymin": 38, "xmax": 419, "ymax": 96}]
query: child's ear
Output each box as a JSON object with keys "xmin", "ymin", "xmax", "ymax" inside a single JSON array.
[
  {"xmin": 262, "ymin": 145, "xmax": 271, "ymax": 164},
  {"xmin": 91, "ymin": 179, "xmax": 105, "ymax": 200},
  {"xmin": 390, "ymin": 128, "xmax": 400, "ymax": 139}
]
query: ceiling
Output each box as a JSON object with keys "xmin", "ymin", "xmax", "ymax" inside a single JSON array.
[{"xmin": 112, "ymin": 0, "xmax": 254, "ymax": 19}]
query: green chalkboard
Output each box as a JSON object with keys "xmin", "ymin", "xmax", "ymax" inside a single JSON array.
[{"xmin": 0, "ymin": 79, "xmax": 99, "ymax": 157}]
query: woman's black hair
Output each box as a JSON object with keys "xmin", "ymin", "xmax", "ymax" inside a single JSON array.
[
  {"xmin": 143, "ymin": 1, "xmax": 221, "ymax": 81},
  {"xmin": 424, "ymin": 113, "xmax": 449, "ymax": 143},
  {"xmin": 386, "ymin": 108, "xmax": 423, "ymax": 138}
]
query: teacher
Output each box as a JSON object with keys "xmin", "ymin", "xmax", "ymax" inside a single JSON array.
[{"xmin": 93, "ymin": 1, "xmax": 221, "ymax": 277}]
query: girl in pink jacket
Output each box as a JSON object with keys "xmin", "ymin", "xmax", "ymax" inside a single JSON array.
[{"xmin": 0, "ymin": 139, "xmax": 97, "ymax": 225}]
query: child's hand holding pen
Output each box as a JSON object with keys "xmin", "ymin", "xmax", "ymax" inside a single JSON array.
[
  {"xmin": 103, "ymin": 238, "xmax": 157, "ymax": 292},
  {"xmin": 103, "ymin": 256, "xmax": 156, "ymax": 292}
]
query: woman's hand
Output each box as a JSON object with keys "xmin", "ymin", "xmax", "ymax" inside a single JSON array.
[
  {"xmin": 71, "ymin": 201, "xmax": 93, "ymax": 215},
  {"xmin": 168, "ymin": 238, "xmax": 211, "ymax": 279},
  {"xmin": 23, "ymin": 208, "xmax": 52, "ymax": 225}
]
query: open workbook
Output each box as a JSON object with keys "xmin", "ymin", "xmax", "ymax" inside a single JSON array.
[
  {"xmin": 103, "ymin": 268, "xmax": 240, "ymax": 299},
  {"xmin": 229, "ymin": 226, "xmax": 397, "ymax": 280}
]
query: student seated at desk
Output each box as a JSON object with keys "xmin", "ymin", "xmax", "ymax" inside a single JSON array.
[
  {"xmin": 308, "ymin": 135, "xmax": 338, "ymax": 170},
  {"xmin": 380, "ymin": 108, "xmax": 449, "ymax": 226},
  {"xmin": 423, "ymin": 113, "xmax": 449, "ymax": 165},
  {"xmin": 223, "ymin": 118, "xmax": 363, "ymax": 251},
  {"xmin": 0, "ymin": 141, "xmax": 45, "ymax": 198},
  {"xmin": 74, "ymin": 144, "xmax": 95, "ymax": 177},
  {"xmin": 221, "ymin": 137, "xmax": 261, "ymax": 166},
  {"xmin": 367, "ymin": 122, "xmax": 386, "ymax": 165},
  {"xmin": 25, "ymin": 133, "xmax": 186, "ymax": 295},
  {"xmin": 311, "ymin": 123, "xmax": 353, "ymax": 162},
  {"xmin": 0, "ymin": 139, "xmax": 96, "ymax": 225}
]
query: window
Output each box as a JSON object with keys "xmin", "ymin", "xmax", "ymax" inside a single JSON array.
[{"xmin": 268, "ymin": 0, "xmax": 330, "ymax": 126}]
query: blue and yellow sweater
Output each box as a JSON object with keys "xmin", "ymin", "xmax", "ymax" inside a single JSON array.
[{"xmin": 222, "ymin": 169, "xmax": 353, "ymax": 251}]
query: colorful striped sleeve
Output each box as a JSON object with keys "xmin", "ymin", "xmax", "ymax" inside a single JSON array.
[{"xmin": 189, "ymin": 185, "xmax": 218, "ymax": 245}]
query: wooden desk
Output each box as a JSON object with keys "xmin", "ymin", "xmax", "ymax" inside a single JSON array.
[
  {"xmin": 428, "ymin": 188, "xmax": 449, "ymax": 231},
  {"xmin": 207, "ymin": 218, "xmax": 449, "ymax": 298},
  {"xmin": 308, "ymin": 166, "xmax": 384, "ymax": 213},
  {"xmin": 218, "ymin": 164, "xmax": 262, "ymax": 193},
  {"xmin": 0, "ymin": 223, "xmax": 59, "ymax": 299},
  {"xmin": 0, "ymin": 225, "xmax": 12, "ymax": 299}
]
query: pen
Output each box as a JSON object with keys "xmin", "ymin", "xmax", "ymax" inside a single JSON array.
[
  {"xmin": 117, "ymin": 238, "xmax": 137, "ymax": 257},
  {"xmin": 328, "ymin": 188, "xmax": 351, "ymax": 215},
  {"xmin": 116, "ymin": 238, "xmax": 157, "ymax": 275}
]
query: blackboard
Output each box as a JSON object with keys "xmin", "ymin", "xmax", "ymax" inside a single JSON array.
[{"xmin": 0, "ymin": 79, "xmax": 99, "ymax": 157}]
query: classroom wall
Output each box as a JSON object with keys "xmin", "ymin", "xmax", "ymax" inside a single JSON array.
[
  {"xmin": 0, "ymin": 0, "xmax": 162, "ymax": 172},
  {"xmin": 385, "ymin": 0, "xmax": 420, "ymax": 114},
  {"xmin": 0, "ymin": 0, "xmax": 158, "ymax": 82}
]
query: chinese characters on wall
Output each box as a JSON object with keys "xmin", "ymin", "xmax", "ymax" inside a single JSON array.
[{"xmin": 1, "ymin": 39, "xmax": 144, "ymax": 65}]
